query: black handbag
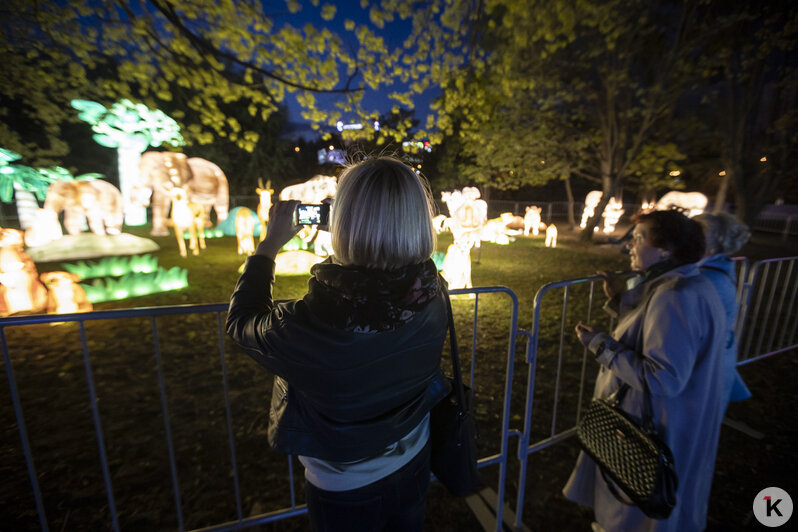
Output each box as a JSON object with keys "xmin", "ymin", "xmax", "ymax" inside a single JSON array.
[
  {"xmin": 429, "ymin": 289, "xmax": 481, "ymax": 497},
  {"xmin": 577, "ymin": 381, "xmax": 678, "ymax": 519}
]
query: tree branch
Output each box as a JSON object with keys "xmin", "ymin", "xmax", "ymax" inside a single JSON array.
[{"xmin": 148, "ymin": 0, "xmax": 364, "ymax": 94}]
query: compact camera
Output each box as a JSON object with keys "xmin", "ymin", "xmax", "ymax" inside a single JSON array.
[{"xmin": 294, "ymin": 203, "xmax": 330, "ymax": 226}]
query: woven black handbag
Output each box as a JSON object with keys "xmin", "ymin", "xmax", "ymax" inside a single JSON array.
[
  {"xmin": 577, "ymin": 382, "xmax": 678, "ymax": 519},
  {"xmin": 429, "ymin": 288, "xmax": 481, "ymax": 497}
]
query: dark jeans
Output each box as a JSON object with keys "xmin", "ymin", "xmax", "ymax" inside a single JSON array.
[{"xmin": 305, "ymin": 441, "xmax": 431, "ymax": 532}]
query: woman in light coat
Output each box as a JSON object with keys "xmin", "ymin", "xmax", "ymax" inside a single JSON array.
[
  {"xmin": 695, "ymin": 212, "xmax": 752, "ymax": 410},
  {"xmin": 565, "ymin": 210, "xmax": 728, "ymax": 532}
]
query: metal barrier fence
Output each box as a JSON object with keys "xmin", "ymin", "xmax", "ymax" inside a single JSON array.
[
  {"xmin": 1, "ymin": 288, "xmax": 523, "ymax": 532},
  {"xmin": 736, "ymin": 256, "xmax": 798, "ymax": 364},
  {"xmin": 3, "ymin": 257, "xmax": 796, "ymax": 531}
]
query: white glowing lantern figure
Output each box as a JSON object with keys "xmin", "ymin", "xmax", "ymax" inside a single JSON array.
[
  {"xmin": 0, "ymin": 228, "xmax": 48, "ymax": 316},
  {"xmin": 256, "ymin": 179, "xmax": 273, "ymax": 242},
  {"xmin": 169, "ymin": 187, "xmax": 206, "ymax": 257},
  {"xmin": 602, "ymin": 197, "xmax": 625, "ymax": 233},
  {"xmin": 40, "ymin": 271, "xmax": 92, "ymax": 314},
  {"xmin": 441, "ymin": 239, "xmax": 473, "ymax": 290},
  {"xmin": 653, "ymin": 191, "xmax": 708, "ymax": 218},
  {"xmin": 545, "ymin": 224, "xmax": 558, "ymax": 248},
  {"xmin": 524, "ymin": 205, "xmax": 543, "ymax": 236},
  {"xmin": 24, "ymin": 209, "xmax": 63, "ymax": 247},
  {"xmin": 274, "ymin": 250, "xmax": 324, "ymax": 275},
  {"xmin": 235, "ymin": 208, "xmax": 256, "ymax": 255},
  {"xmin": 580, "ymin": 191, "xmax": 604, "ymax": 228}
]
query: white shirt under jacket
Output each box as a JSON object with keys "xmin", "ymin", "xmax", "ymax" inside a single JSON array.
[{"xmin": 563, "ymin": 262, "xmax": 727, "ymax": 532}]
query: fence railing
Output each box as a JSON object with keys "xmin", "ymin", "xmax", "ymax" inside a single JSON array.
[
  {"xmin": 1, "ymin": 289, "xmax": 523, "ymax": 532},
  {"xmin": 3, "ymin": 257, "xmax": 797, "ymax": 531}
]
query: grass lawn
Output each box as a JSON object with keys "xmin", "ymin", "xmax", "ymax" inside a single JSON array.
[{"xmin": 1, "ymin": 224, "xmax": 795, "ymax": 531}]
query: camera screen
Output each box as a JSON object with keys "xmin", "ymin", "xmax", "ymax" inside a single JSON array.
[{"xmin": 296, "ymin": 204, "xmax": 323, "ymax": 225}]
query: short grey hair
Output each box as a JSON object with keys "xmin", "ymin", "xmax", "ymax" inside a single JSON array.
[
  {"xmin": 330, "ymin": 157, "xmax": 436, "ymax": 269},
  {"xmin": 694, "ymin": 212, "xmax": 751, "ymax": 255}
]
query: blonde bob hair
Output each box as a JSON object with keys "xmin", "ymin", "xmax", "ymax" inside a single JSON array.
[{"xmin": 330, "ymin": 156, "xmax": 436, "ymax": 269}]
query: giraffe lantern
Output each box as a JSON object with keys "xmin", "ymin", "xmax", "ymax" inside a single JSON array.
[{"xmin": 169, "ymin": 187, "xmax": 206, "ymax": 257}]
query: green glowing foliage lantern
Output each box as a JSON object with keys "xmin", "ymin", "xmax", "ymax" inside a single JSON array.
[{"xmin": 71, "ymin": 99, "xmax": 184, "ymax": 227}]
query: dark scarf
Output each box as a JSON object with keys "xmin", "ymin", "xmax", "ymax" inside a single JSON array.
[
  {"xmin": 641, "ymin": 257, "xmax": 681, "ymax": 283},
  {"xmin": 303, "ymin": 257, "xmax": 442, "ymax": 333}
]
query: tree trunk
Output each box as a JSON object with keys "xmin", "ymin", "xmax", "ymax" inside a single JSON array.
[
  {"xmin": 713, "ymin": 172, "xmax": 730, "ymax": 214},
  {"xmin": 563, "ymin": 176, "xmax": 576, "ymax": 229},
  {"xmin": 118, "ymin": 141, "xmax": 147, "ymax": 226},
  {"xmin": 13, "ymin": 184, "xmax": 40, "ymax": 230}
]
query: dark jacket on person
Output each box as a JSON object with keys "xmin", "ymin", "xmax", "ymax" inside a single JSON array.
[{"xmin": 226, "ymin": 255, "xmax": 451, "ymax": 462}]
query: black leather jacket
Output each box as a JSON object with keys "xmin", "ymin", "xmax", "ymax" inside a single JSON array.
[{"xmin": 226, "ymin": 255, "xmax": 451, "ymax": 462}]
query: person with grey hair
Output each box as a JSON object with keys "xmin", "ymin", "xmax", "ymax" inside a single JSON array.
[
  {"xmin": 695, "ymin": 212, "xmax": 752, "ymax": 409},
  {"xmin": 226, "ymin": 157, "xmax": 450, "ymax": 531}
]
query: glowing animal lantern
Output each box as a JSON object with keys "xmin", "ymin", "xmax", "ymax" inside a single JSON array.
[
  {"xmin": 313, "ymin": 230, "xmax": 333, "ymax": 257},
  {"xmin": 24, "ymin": 209, "xmax": 63, "ymax": 248},
  {"xmin": 441, "ymin": 188, "xmax": 488, "ymax": 246},
  {"xmin": 441, "ymin": 239, "xmax": 473, "ymax": 290},
  {"xmin": 279, "ymin": 175, "xmax": 337, "ymax": 203},
  {"xmin": 235, "ymin": 208, "xmax": 256, "ymax": 255},
  {"xmin": 169, "ymin": 187, "xmax": 206, "ymax": 257},
  {"xmin": 43, "ymin": 179, "xmax": 123, "ymax": 237},
  {"xmin": 432, "ymin": 214, "xmax": 449, "ymax": 234},
  {"xmin": 654, "ymin": 191, "xmax": 708, "ymax": 217},
  {"xmin": 524, "ymin": 206, "xmax": 543, "ymax": 236},
  {"xmin": 136, "ymin": 152, "xmax": 229, "ymax": 236},
  {"xmin": 0, "ymin": 228, "xmax": 48, "ymax": 316},
  {"xmin": 580, "ymin": 190, "xmax": 604, "ymax": 228},
  {"xmin": 256, "ymin": 179, "xmax": 273, "ymax": 242},
  {"xmin": 274, "ymin": 250, "xmax": 324, "ymax": 275},
  {"xmin": 545, "ymin": 224, "xmax": 558, "ymax": 248},
  {"xmin": 39, "ymin": 271, "xmax": 93, "ymax": 314},
  {"xmin": 602, "ymin": 197, "xmax": 625, "ymax": 233}
]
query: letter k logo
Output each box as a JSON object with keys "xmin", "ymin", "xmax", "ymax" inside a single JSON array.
[{"xmin": 765, "ymin": 496, "xmax": 784, "ymax": 517}]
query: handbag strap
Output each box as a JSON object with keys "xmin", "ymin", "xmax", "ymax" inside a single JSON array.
[
  {"xmin": 441, "ymin": 282, "xmax": 468, "ymax": 411},
  {"xmin": 610, "ymin": 281, "xmax": 656, "ymax": 432}
]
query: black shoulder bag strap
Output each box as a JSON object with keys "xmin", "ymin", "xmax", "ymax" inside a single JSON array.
[{"xmin": 442, "ymin": 283, "xmax": 468, "ymax": 411}]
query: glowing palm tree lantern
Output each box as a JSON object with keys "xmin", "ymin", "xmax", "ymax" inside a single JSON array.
[
  {"xmin": 71, "ymin": 99, "xmax": 184, "ymax": 226},
  {"xmin": 0, "ymin": 148, "xmax": 53, "ymax": 229}
]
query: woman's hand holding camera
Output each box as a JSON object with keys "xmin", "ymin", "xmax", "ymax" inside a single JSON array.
[{"xmin": 255, "ymin": 200, "xmax": 302, "ymax": 260}]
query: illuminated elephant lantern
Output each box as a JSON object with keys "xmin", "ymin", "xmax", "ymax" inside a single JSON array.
[
  {"xmin": 31, "ymin": 180, "xmax": 124, "ymax": 244},
  {"xmin": 653, "ymin": 191, "xmax": 708, "ymax": 218},
  {"xmin": 136, "ymin": 152, "xmax": 229, "ymax": 237}
]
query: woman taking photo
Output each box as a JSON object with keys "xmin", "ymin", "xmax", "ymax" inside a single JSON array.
[
  {"xmin": 565, "ymin": 210, "xmax": 728, "ymax": 532},
  {"xmin": 226, "ymin": 157, "xmax": 450, "ymax": 532}
]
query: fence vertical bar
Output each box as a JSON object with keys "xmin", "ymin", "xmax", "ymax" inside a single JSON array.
[
  {"xmin": 217, "ymin": 312, "xmax": 243, "ymax": 523},
  {"xmin": 78, "ymin": 321, "xmax": 119, "ymax": 532},
  {"xmin": 470, "ymin": 293, "xmax": 479, "ymax": 390},
  {"xmin": 288, "ymin": 456, "xmax": 297, "ymax": 508},
  {"xmin": 754, "ymin": 261, "xmax": 781, "ymax": 357},
  {"xmin": 765, "ymin": 260, "xmax": 793, "ymax": 354},
  {"xmin": 151, "ymin": 317, "xmax": 184, "ymax": 531},
  {"xmin": 575, "ymin": 281, "xmax": 597, "ymax": 422},
  {"xmin": 742, "ymin": 262, "xmax": 770, "ymax": 358},
  {"xmin": 549, "ymin": 285, "xmax": 570, "ymax": 437},
  {"xmin": 1, "ymin": 327, "xmax": 49, "ymax": 532}
]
